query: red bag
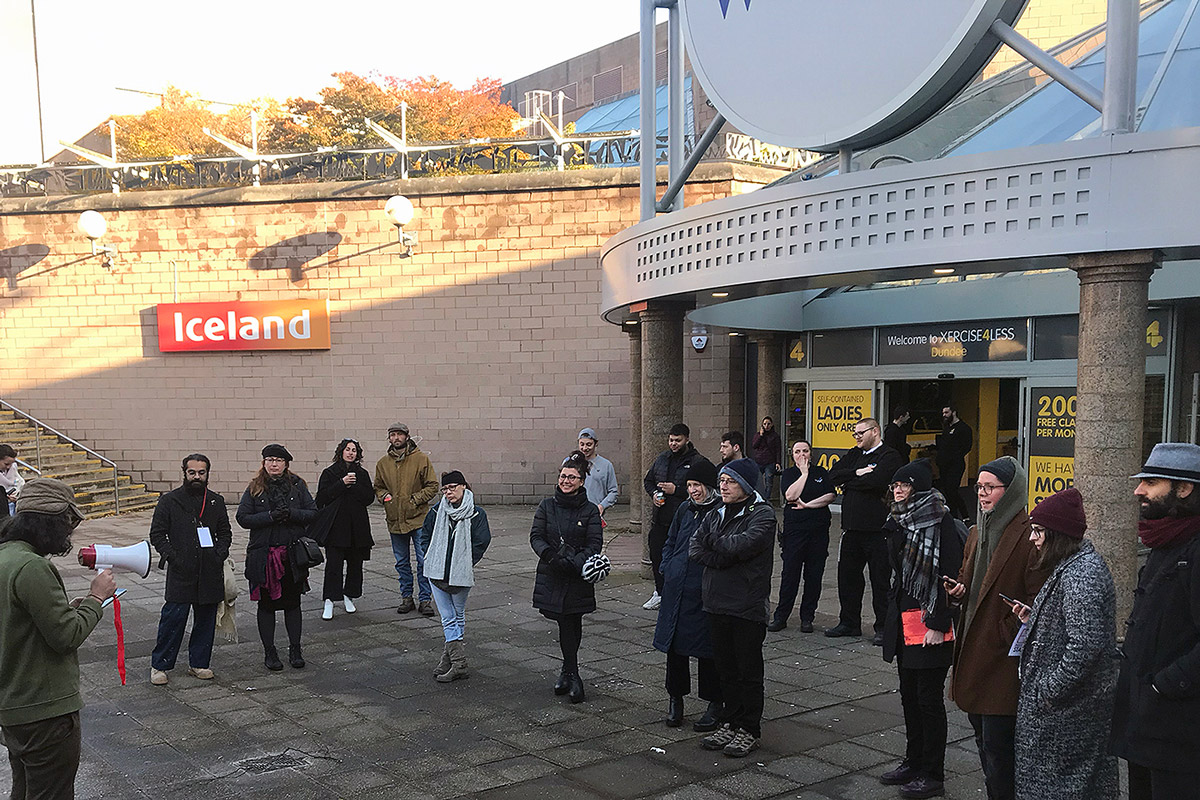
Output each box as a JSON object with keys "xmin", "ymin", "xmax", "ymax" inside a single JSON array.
[{"xmin": 902, "ymin": 608, "xmax": 955, "ymax": 646}]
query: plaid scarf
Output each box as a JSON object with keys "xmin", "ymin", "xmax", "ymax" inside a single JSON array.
[{"xmin": 892, "ymin": 489, "xmax": 947, "ymax": 623}]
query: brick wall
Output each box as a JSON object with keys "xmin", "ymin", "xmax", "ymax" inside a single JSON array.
[{"xmin": 0, "ymin": 164, "xmax": 783, "ymax": 503}]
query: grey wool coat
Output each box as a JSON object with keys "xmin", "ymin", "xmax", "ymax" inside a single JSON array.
[{"xmin": 1014, "ymin": 538, "xmax": 1120, "ymax": 800}]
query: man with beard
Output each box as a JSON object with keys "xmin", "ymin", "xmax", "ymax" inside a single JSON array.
[
  {"xmin": 1111, "ymin": 443, "xmax": 1200, "ymax": 799},
  {"xmin": 0, "ymin": 478, "xmax": 116, "ymax": 800},
  {"xmin": 149, "ymin": 454, "xmax": 232, "ymax": 684},
  {"xmin": 644, "ymin": 424, "xmax": 705, "ymax": 610},
  {"xmin": 935, "ymin": 405, "xmax": 973, "ymax": 520},
  {"xmin": 375, "ymin": 423, "xmax": 439, "ymax": 616}
]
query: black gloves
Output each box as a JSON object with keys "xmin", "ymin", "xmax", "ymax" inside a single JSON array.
[{"xmin": 270, "ymin": 507, "xmax": 291, "ymax": 523}]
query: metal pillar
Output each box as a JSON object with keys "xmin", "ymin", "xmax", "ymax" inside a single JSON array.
[
  {"xmin": 1103, "ymin": 0, "xmax": 1139, "ymax": 133},
  {"xmin": 668, "ymin": 1, "xmax": 684, "ymax": 212},
  {"xmin": 639, "ymin": 0, "xmax": 658, "ymax": 221}
]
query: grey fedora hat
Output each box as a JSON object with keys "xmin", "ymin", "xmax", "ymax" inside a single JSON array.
[{"xmin": 1131, "ymin": 442, "xmax": 1200, "ymax": 482}]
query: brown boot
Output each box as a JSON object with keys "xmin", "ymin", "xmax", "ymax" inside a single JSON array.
[
  {"xmin": 433, "ymin": 642, "xmax": 451, "ymax": 678},
  {"xmin": 436, "ymin": 640, "xmax": 469, "ymax": 682}
]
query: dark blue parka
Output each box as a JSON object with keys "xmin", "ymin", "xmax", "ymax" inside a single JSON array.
[{"xmin": 653, "ymin": 494, "xmax": 720, "ymax": 658}]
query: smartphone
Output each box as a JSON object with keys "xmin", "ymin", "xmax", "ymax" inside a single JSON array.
[
  {"xmin": 997, "ymin": 592, "xmax": 1027, "ymax": 609},
  {"xmin": 941, "ymin": 575, "xmax": 958, "ymax": 587}
]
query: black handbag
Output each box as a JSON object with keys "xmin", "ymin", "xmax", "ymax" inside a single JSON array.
[{"xmin": 291, "ymin": 536, "xmax": 324, "ymax": 569}]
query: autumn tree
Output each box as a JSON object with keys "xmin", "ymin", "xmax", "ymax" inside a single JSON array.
[
  {"xmin": 112, "ymin": 86, "xmax": 284, "ymax": 160},
  {"xmin": 386, "ymin": 76, "xmax": 519, "ymax": 142}
]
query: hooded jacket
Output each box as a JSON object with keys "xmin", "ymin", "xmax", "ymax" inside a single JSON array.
[
  {"xmin": 373, "ymin": 440, "xmax": 438, "ymax": 535},
  {"xmin": 689, "ymin": 494, "xmax": 776, "ymax": 623},
  {"xmin": 644, "ymin": 442, "xmax": 705, "ymax": 526}
]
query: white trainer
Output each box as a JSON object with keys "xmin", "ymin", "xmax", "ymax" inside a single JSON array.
[
  {"xmin": 322, "ymin": 599, "xmax": 334, "ymax": 620},
  {"xmin": 343, "ymin": 597, "xmax": 356, "ymax": 613},
  {"xmin": 642, "ymin": 591, "xmax": 662, "ymax": 610}
]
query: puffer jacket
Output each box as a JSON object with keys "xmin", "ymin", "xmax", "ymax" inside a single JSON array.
[
  {"xmin": 688, "ymin": 495, "xmax": 776, "ymax": 624},
  {"xmin": 373, "ymin": 441, "xmax": 438, "ymax": 534},
  {"xmin": 530, "ymin": 488, "xmax": 603, "ymax": 616},
  {"xmin": 653, "ymin": 493, "xmax": 720, "ymax": 658}
]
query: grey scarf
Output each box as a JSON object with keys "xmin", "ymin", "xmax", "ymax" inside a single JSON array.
[
  {"xmin": 423, "ymin": 490, "xmax": 476, "ymax": 588},
  {"xmin": 964, "ymin": 457, "xmax": 1027, "ymax": 635}
]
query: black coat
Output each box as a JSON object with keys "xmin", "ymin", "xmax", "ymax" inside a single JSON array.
[
  {"xmin": 828, "ymin": 444, "xmax": 905, "ymax": 531},
  {"xmin": 1111, "ymin": 531, "xmax": 1200, "ymax": 771},
  {"xmin": 237, "ymin": 474, "xmax": 317, "ymax": 588},
  {"xmin": 314, "ymin": 461, "xmax": 375, "ymax": 552},
  {"xmin": 530, "ymin": 490, "xmax": 603, "ymax": 617},
  {"xmin": 881, "ymin": 512, "xmax": 964, "ymax": 668},
  {"xmin": 149, "ymin": 486, "xmax": 232, "ymax": 605},
  {"xmin": 643, "ymin": 443, "xmax": 705, "ymax": 526},
  {"xmin": 689, "ymin": 498, "xmax": 776, "ymax": 624},
  {"xmin": 653, "ymin": 496, "xmax": 719, "ymax": 658}
]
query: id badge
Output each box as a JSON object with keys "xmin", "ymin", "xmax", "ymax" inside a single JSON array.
[
  {"xmin": 197, "ymin": 526, "xmax": 214, "ymax": 548},
  {"xmin": 1008, "ymin": 621, "xmax": 1030, "ymax": 657}
]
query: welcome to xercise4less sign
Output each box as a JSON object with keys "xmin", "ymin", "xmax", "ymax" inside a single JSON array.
[{"xmin": 682, "ymin": 0, "xmax": 1030, "ymax": 151}]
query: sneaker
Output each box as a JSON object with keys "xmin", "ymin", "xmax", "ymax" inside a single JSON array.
[
  {"xmin": 418, "ymin": 600, "xmax": 436, "ymax": 617},
  {"xmin": 322, "ymin": 599, "xmax": 334, "ymax": 620},
  {"xmin": 186, "ymin": 667, "xmax": 214, "ymax": 680},
  {"xmin": 343, "ymin": 597, "xmax": 357, "ymax": 613},
  {"xmin": 397, "ymin": 597, "xmax": 415, "ymax": 614},
  {"xmin": 899, "ymin": 777, "xmax": 945, "ymax": 799},
  {"xmin": 722, "ymin": 728, "xmax": 760, "ymax": 758},
  {"xmin": 642, "ymin": 591, "xmax": 662, "ymax": 610},
  {"xmin": 701, "ymin": 723, "xmax": 738, "ymax": 751},
  {"xmin": 150, "ymin": 668, "xmax": 169, "ymax": 686},
  {"xmin": 881, "ymin": 762, "xmax": 922, "ymax": 786}
]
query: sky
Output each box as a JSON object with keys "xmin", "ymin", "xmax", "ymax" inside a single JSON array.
[{"xmin": 0, "ymin": 1, "xmax": 641, "ymax": 166}]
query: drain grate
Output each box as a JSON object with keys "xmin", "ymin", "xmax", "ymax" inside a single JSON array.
[{"xmin": 236, "ymin": 753, "xmax": 309, "ymax": 775}]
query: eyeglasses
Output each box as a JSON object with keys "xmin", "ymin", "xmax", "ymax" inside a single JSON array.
[
  {"xmin": 264, "ymin": 457, "xmax": 287, "ymax": 464},
  {"xmin": 974, "ymin": 483, "xmax": 1004, "ymax": 495},
  {"xmin": 558, "ymin": 474, "xmax": 581, "ymax": 483},
  {"xmin": 441, "ymin": 484, "xmax": 463, "ymax": 493},
  {"xmin": 851, "ymin": 427, "xmax": 877, "ymax": 438},
  {"xmin": 718, "ymin": 477, "xmax": 739, "ymax": 486},
  {"xmin": 1029, "ymin": 524, "xmax": 1047, "ymax": 536},
  {"xmin": 889, "ymin": 482, "xmax": 913, "ymax": 491}
]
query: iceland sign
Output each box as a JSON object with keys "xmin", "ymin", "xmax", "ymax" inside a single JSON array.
[{"xmin": 682, "ymin": 0, "xmax": 1029, "ymax": 151}]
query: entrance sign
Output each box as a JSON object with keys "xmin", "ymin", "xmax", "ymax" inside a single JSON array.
[
  {"xmin": 878, "ymin": 319, "xmax": 1027, "ymax": 365},
  {"xmin": 680, "ymin": 0, "xmax": 1029, "ymax": 150},
  {"xmin": 156, "ymin": 300, "xmax": 332, "ymax": 352},
  {"xmin": 811, "ymin": 388, "xmax": 873, "ymax": 472},
  {"xmin": 1027, "ymin": 386, "xmax": 1076, "ymax": 508}
]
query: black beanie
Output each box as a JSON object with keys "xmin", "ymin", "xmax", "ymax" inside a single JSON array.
[
  {"xmin": 441, "ymin": 470, "xmax": 467, "ymax": 487},
  {"xmin": 980, "ymin": 457, "xmax": 1017, "ymax": 487},
  {"xmin": 891, "ymin": 459, "xmax": 933, "ymax": 493},
  {"xmin": 262, "ymin": 443, "xmax": 293, "ymax": 461},
  {"xmin": 687, "ymin": 458, "xmax": 719, "ymax": 490}
]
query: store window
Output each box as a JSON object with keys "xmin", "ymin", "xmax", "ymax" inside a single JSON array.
[{"xmin": 810, "ymin": 328, "xmax": 873, "ymax": 367}]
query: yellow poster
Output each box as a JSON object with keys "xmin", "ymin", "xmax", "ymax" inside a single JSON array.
[
  {"xmin": 1029, "ymin": 456, "xmax": 1074, "ymax": 508},
  {"xmin": 811, "ymin": 389, "xmax": 872, "ymax": 450}
]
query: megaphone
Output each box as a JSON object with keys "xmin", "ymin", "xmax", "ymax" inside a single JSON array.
[{"xmin": 78, "ymin": 541, "xmax": 151, "ymax": 579}]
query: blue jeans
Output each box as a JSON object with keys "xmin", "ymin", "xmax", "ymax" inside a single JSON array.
[
  {"xmin": 151, "ymin": 601, "xmax": 218, "ymax": 670},
  {"xmin": 430, "ymin": 584, "xmax": 470, "ymax": 641},
  {"xmin": 760, "ymin": 463, "xmax": 779, "ymax": 501},
  {"xmin": 390, "ymin": 531, "xmax": 431, "ymax": 601}
]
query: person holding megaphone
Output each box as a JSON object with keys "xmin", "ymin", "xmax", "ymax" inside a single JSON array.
[
  {"xmin": 0, "ymin": 478, "xmax": 116, "ymax": 800},
  {"xmin": 148, "ymin": 454, "xmax": 232, "ymax": 686}
]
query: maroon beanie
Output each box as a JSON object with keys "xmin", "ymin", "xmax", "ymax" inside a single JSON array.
[{"xmin": 1029, "ymin": 487, "xmax": 1087, "ymax": 539}]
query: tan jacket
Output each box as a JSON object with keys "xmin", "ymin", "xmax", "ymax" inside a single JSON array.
[
  {"xmin": 949, "ymin": 509, "xmax": 1050, "ymax": 716},
  {"xmin": 373, "ymin": 443, "xmax": 438, "ymax": 534}
]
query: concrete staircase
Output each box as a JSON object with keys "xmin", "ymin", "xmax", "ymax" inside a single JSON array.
[{"xmin": 0, "ymin": 409, "xmax": 158, "ymax": 517}]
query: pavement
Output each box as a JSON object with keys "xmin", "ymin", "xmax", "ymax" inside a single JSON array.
[{"xmin": 3, "ymin": 503, "xmax": 1011, "ymax": 800}]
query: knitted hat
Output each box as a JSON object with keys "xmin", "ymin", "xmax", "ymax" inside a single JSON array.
[
  {"xmin": 980, "ymin": 457, "xmax": 1017, "ymax": 487},
  {"xmin": 261, "ymin": 443, "xmax": 293, "ymax": 461},
  {"xmin": 15, "ymin": 477, "xmax": 86, "ymax": 523},
  {"xmin": 1030, "ymin": 487, "xmax": 1087, "ymax": 539},
  {"xmin": 388, "ymin": 422, "xmax": 410, "ymax": 435},
  {"xmin": 891, "ymin": 459, "xmax": 933, "ymax": 493},
  {"xmin": 578, "ymin": 427, "xmax": 598, "ymax": 441},
  {"xmin": 1131, "ymin": 442, "xmax": 1200, "ymax": 482},
  {"xmin": 441, "ymin": 470, "xmax": 467, "ymax": 487},
  {"xmin": 687, "ymin": 458, "xmax": 719, "ymax": 490},
  {"xmin": 719, "ymin": 458, "xmax": 760, "ymax": 497}
]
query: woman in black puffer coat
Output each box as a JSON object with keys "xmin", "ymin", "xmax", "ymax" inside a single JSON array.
[
  {"xmin": 530, "ymin": 451, "xmax": 603, "ymax": 703},
  {"xmin": 237, "ymin": 444, "xmax": 317, "ymax": 672},
  {"xmin": 314, "ymin": 438, "xmax": 375, "ymax": 620}
]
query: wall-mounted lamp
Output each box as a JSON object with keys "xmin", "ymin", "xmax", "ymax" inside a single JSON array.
[
  {"xmin": 384, "ymin": 195, "xmax": 417, "ymax": 258},
  {"xmin": 78, "ymin": 211, "xmax": 115, "ymax": 269}
]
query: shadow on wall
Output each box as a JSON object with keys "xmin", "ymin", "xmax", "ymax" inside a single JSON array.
[
  {"xmin": 0, "ymin": 244, "xmax": 51, "ymax": 289},
  {"xmin": 2, "ymin": 254, "xmax": 632, "ymax": 504},
  {"xmin": 247, "ymin": 232, "xmax": 343, "ymax": 283}
]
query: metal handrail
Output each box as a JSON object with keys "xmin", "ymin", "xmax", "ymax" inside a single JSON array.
[
  {"xmin": 0, "ymin": 399, "xmax": 120, "ymax": 513},
  {"xmin": 14, "ymin": 458, "xmax": 41, "ymax": 476}
]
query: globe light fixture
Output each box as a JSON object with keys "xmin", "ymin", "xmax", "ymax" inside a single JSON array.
[
  {"xmin": 384, "ymin": 195, "xmax": 417, "ymax": 258},
  {"xmin": 77, "ymin": 210, "xmax": 115, "ymax": 269}
]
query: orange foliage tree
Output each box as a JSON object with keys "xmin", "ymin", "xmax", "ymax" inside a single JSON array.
[{"xmin": 112, "ymin": 86, "xmax": 283, "ymax": 160}]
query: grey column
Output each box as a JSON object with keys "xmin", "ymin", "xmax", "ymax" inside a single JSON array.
[
  {"xmin": 1070, "ymin": 250, "xmax": 1159, "ymax": 629},
  {"xmin": 754, "ymin": 333, "xmax": 783, "ymax": 429},
  {"xmin": 640, "ymin": 303, "xmax": 685, "ymax": 577},
  {"xmin": 627, "ymin": 324, "xmax": 642, "ymax": 527}
]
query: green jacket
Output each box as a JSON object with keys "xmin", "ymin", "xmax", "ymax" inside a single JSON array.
[
  {"xmin": 0, "ymin": 540, "xmax": 103, "ymax": 726},
  {"xmin": 373, "ymin": 442, "xmax": 438, "ymax": 534}
]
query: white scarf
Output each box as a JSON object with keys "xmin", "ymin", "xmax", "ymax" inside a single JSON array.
[{"xmin": 423, "ymin": 490, "xmax": 476, "ymax": 587}]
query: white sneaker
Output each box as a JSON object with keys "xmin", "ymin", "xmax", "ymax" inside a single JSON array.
[
  {"xmin": 343, "ymin": 597, "xmax": 356, "ymax": 613},
  {"xmin": 322, "ymin": 599, "xmax": 334, "ymax": 620},
  {"xmin": 643, "ymin": 591, "xmax": 662, "ymax": 610},
  {"xmin": 150, "ymin": 668, "xmax": 168, "ymax": 686}
]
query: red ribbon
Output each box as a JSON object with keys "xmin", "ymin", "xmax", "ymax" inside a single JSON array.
[{"xmin": 112, "ymin": 595, "xmax": 126, "ymax": 686}]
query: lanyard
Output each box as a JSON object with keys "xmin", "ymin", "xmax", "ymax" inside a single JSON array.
[{"xmin": 198, "ymin": 491, "xmax": 207, "ymax": 521}]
